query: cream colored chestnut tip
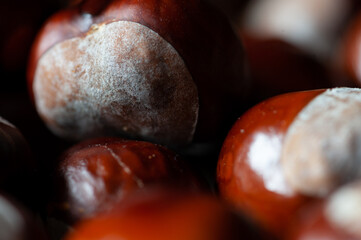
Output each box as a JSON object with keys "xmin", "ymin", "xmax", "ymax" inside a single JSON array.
[
  {"xmin": 33, "ymin": 20, "xmax": 198, "ymax": 146},
  {"xmin": 281, "ymin": 88, "xmax": 361, "ymax": 197},
  {"xmin": 325, "ymin": 180, "xmax": 361, "ymax": 238}
]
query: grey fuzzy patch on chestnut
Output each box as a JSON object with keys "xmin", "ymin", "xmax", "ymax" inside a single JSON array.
[
  {"xmin": 281, "ymin": 88, "xmax": 361, "ymax": 197},
  {"xmin": 33, "ymin": 21, "xmax": 198, "ymax": 146}
]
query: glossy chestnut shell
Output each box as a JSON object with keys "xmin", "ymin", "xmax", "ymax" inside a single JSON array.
[
  {"xmin": 217, "ymin": 89, "xmax": 325, "ymax": 238},
  {"xmin": 48, "ymin": 137, "xmax": 204, "ymax": 224},
  {"xmin": 65, "ymin": 188, "xmax": 260, "ymax": 240}
]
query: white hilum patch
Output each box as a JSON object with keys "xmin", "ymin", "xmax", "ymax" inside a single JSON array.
[{"xmin": 34, "ymin": 21, "xmax": 198, "ymax": 146}]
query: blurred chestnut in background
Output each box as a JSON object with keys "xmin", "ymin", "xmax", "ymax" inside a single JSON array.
[
  {"xmin": 0, "ymin": 193, "xmax": 47, "ymax": 240},
  {"xmin": 339, "ymin": 9, "xmax": 361, "ymax": 88},
  {"xmin": 241, "ymin": 33, "xmax": 332, "ymax": 105},
  {"xmin": 65, "ymin": 188, "xmax": 260, "ymax": 240},
  {"xmin": 217, "ymin": 87, "xmax": 361, "ymax": 238},
  {"xmin": 239, "ymin": 0, "xmax": 356, "ymax": 59},
  {"xmin": 27, "ymin": 0, "xmax": 246, "ymax": 149},
  {"xmin": 48, "ymin": 137, "xmax": 205, "ymax": 224},
  {"xmin": 204, "ymin": 0, "xmax": 250, "ymax": 20},
  {"xmin": 286, "ymin": 180, "xmax": 361, "ymax": 240}
]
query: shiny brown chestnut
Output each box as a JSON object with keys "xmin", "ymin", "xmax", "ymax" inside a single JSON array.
[
  {"xmin": 0, "ymin": 193, "xmax": 47, "ymax": 240},
  {"xmin": 48, "ymin": 137, "xmax": 204, "ymax": 224},
  {"xmin": 217, "ymin": 87, "xmax": 361, "ymax": 238},
  {"xmin": 27, "ymin": 0, "xmax": 246, "ymax": 148},
  {"xmin": 65, "ymin": 188, "xmax": 260, "ymax": 240},
  {"xmin": 286, "ymin": 180, "xmax": 361, "ymax": 240}
]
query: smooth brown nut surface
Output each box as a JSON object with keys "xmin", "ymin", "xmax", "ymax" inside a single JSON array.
[
  {"xmin": 286, "ymin": 180, "xmax": 361, "ymax": 240},
  {"xmin": 65, "ymin": 188, "xmax": 260, "ymax": 240},
  {"xmin": 48, "ymin": 137, "xmax": 204, "ymax": 224},
  {"xmin": 217, "ymin": 87, "xmax": 361, "ymax": 238},
  {"xmin": 241, "ymin": 32, "xmax": 332, "ymax": 104}
]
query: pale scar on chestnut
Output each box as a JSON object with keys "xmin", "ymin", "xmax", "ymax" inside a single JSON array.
[{"xmin": 33, "ymin": 20, "xmax": 199, "ymax": 146}]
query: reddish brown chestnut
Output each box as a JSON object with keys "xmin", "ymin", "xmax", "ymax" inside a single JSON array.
[
  {"xmin": 48, "ymin": 137, "xmax": 204, "ymax": 224},
  {"xmin": 286, "ymin": 180, "xmax": 361, "ymax": 240},
  {"xmin": 241, "ymin": 32, "xmax": 332, "ymax": 104},
  {"xmin": 65, "ymin": 188, "xmax": 260, "ymax": 240},
  {"xmin": 27, "ymin": 0, "xmax": 246, "ymax": 148},
  {"xmin": 340, "ymin": 10, "xmax": 361, "ymax": 87},
  {"xmin": 217, "ymin": 87, "xmax": 361, "ymax": 238}
]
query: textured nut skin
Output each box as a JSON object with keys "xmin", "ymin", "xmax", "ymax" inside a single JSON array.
[
  {"xmin": 33, "ymin": 21, "xmax": 199, "ymax": 145},
  {"xmin": 280, "ymin": 88, "xmax": 361, "ymax": 197},
  {"xmin": 217, "ymin": 90, "xmax": 324, "ymax": 238},
  {"xmin": 48, "ymin": 137, "xmax": 204, "ymax": 224},
  {"xmin": 27, "ymin": 0, "xmax": 246, "ymax": 147},
  {"xmin": 65, "ymin": 188, "xmax": 259, "ymax": 240}
]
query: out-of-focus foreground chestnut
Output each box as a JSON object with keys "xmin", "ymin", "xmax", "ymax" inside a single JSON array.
[
  {"xmin": 286, "ymin": 180, "xmax": 361, "ymax": 240},
  {"xmin": 48, "ymin": 137, "xmax": 205, "ymax": 225},
  {"xmin": 65, "ymin": 188, "xmax": 261, "ymax": 240},
  {"xmin": 217, "ymin": 87, "xmax": 361, "ymax": 238},
  {"xmin": 0, "ymin": 193, "xmax": 47, "ymax": 240},
  {"xmin": 27, "ymin": 0, "xmax": 246, "ymax": 149}
]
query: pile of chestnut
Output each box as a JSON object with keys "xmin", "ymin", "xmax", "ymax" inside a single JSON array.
[{"xmin": 3, "ymin": 0, "xmax": 361, "ymax": 239}]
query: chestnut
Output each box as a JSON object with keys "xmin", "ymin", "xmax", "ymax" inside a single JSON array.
[
  {"xmin": 48, "ymin": 137, "xmax": 205, "ymax": 224},
  {"xmin": 240, "ymin": 0, "xmax": 353, "ymax": 58},
  {"xmin": 27, "ymin": 0, "xmax": 246, "ymax": 148},
  {"xmin": 339, "ymin": 9, "xmax": 361, "ymax": 87},
  {"xmin": 0, "ymin": 193, "xmax": 47, "ymax": 240},
  {"xmin": 286, "ymin": 180, "xmax": 361, "ymax": 240},
  {"xmin": 203, "ymin": 0, "xmax": 250, "ymax": 20},
  {"xmin": 217, "ymin": 87, "xmax": 361, "ymax": 238},
  {"xmin": 65, "ymin": 188, "xmax": 260, "ymax": 240},
  {"xmin": 241, "ymin": 32, "xmax": 332, "ymax": 104}
]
